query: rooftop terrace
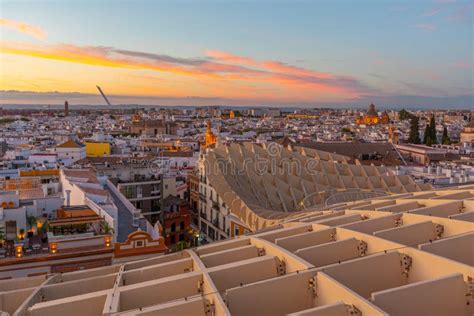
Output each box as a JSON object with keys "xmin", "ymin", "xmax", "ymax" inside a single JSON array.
[{"xmin": 0, "ymin": 185, "xmax": 472, "ymax": 316}]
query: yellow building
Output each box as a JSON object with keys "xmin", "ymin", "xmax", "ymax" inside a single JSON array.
[
  {"xmin": 85, "ymin": 142, "xmax": 111, "ymax": 157},
  {"xmin": 356, "ymin": 103, "xmax": 390, "ymax": 125}
]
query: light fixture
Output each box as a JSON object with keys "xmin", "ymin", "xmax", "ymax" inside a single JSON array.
[
  {"xmin": 104, "ymin": 235, "xmax": 112, "ymax": 247},
  {"xmin": 50, "ymin": 242, "xmax": 57, "ymax": 254},
  {"xmin": 15, "ymin": 244, "xmax": 23, "ymax": 258}
]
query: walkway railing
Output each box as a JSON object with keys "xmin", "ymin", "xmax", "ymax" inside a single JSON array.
[
  {"xmin": 105, "ymin": 179, "xmax": 140, "ymax": 228},
  {"xmin": 85, "ymin": 197, "xmax": 118, "ymax": 241}
]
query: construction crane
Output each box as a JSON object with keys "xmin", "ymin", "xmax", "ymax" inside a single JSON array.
[{"xmin": 96, "ymin": 85, "xmax": 112, "ymax": 106}]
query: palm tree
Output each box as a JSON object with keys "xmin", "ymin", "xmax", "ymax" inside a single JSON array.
[
  {"xmin": 100, "ymin": 222, "xmax": 115, "ymax": 235},
  {"xmin": 26, "ymin": 215, "xmax": 36, "ymax": 229},
  {"xmin": 26, "ymin": 215, "xmax": 36, "ymax": 237},
  {"xmin": 38, "ymin": 220, "xmax": 49, "ymax": 234}
]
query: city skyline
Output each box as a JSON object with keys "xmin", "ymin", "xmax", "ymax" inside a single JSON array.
[{"xmin": 1, "ymin": 0, "xmax": 473, "ymax": 107}]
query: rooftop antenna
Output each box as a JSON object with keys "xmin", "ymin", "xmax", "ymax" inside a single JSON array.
[{"xmin": 96, "ymin": 85, "xmax": 112, "ymax": 106}]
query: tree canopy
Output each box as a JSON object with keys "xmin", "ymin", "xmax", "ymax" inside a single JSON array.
[
  {"xmin": 398, "ymin": 109, "xmax": 413, "ymax": 121},
  {"xmin": 423, "ymin": 115, "xmax": 437, "ymax": 146},
  {"xmin": 408, "ymin": 116, "xmax": 421, "ymax": 144}
]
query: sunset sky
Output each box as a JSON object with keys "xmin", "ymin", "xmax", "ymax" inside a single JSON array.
[{"xmin": 0, "ymin": 0, "xmax": 473, "ymax": 107}]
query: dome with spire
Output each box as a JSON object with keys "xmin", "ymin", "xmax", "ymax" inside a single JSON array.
[
  {"xmin": 356, "ymin": 103, "xmax": 388, "ymax": 126},
  {"xmin": 366, "ymin": 103, "xmax": 378, "ymax": 117}
]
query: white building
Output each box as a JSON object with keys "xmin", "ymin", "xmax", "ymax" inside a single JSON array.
[
  {"xmin": 28, "ymin": 153, "xmax": 58, "ymax": 166},
  {"xmin": 460, "ymin": 120, "xmax": 474, "ymax": 153},
  {"xmin": 55, "ymin": 140, "xmax": 86, "ymax": 166}
]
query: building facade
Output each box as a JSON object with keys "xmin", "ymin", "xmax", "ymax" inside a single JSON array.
[
  {"xmin": 55, "ymin": 140, "xmax": 86, "ymax": 165},
  {"xmin": 161, "ymin": 195, "xmax": 191, "ymax": 246},
  {"xmin": 85, "ymin": 141, "xmax": 111, "ymax": 157}
]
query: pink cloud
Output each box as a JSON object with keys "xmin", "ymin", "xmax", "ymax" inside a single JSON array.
[
  {"xmin": 447, "ymin": 3, "xmax": 474, "ymax": 22},
  {"xmin": 261, "ymin": 61, "xmax": 334, "ymax": 79},
  {"xmin": 0, "ymin": 18, "xmax": 46, "ymax": 39},
  {"xmin": 206, "ymin": 50, "xmax": 256, "ymax": 66},
  {"xmin": 453, "ymin": 60, "xmax": 474, "ymax": 69}
]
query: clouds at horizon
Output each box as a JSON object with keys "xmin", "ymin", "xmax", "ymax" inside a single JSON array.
[{"xmin": 1, "ymin": 89, "xmax": 472, "ymax": 109}]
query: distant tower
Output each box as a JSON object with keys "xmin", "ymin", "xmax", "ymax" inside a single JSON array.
[
  {"xmin": 132, "ymin": 109, "xmax": 141, "ymax": 123},
  {"xmin": 64, "ymin": 101, "xmax": 69, "ymax": 117},
  {"xmin": 388, "ymin": 126, "xmax": 399, "ymax": 145},
  {"xmin": 204, "ymin": 121, "xmax": 217, "ymax": 148}
]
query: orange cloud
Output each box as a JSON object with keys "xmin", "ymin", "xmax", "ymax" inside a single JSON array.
[
  {"xmin": 261, "ymin": 61, "xmax": 334, "ymax": 79},
  {"xmin": 0, "ymin": 18, "xmax": 46, "ymax": 39},
  {"xmin": 1, "ymin": 41, "xmax": 371, "ymax": 99},
  {"xmin": 206, "ymin": 50, "xmax": 361, "ymax": 94},
  {"xmin": 207, "ymin": 50, "xmax": 256, "ymax": 66},
  {"xmin": 0, "ymin": 41, "xmax": 211, "ymax": 78}
]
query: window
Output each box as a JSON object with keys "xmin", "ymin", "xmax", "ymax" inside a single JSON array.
[
  {"xmin": 122, "ymin": 186, "xmax": 137, "ymax": 199},
  {"xmin": 171, "ymin": 223, "xmax": 176, "ymax": 232},
  {"xmin": 135, "ymin": 240, "xmax": 144, "ymax": 247},
  {"xmin": 201, "ymin": 222, "xmax": 207, "ymax": 233},
  {"xmin": 170, "ymin": 235, "xmax": 176, "ymax": 244},
  {"xmin": 180, "ymin": 221, "xmax": 185, "ymax": 230},
  {"xmin": 208, "ymin": 227, "xmax": 216, "ymax": 240}
]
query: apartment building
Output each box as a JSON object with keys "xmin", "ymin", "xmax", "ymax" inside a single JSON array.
[
  {"xmin": 55, "ymin": 140, "xmax": 86, "ymax": 166},
  {"xmin": 161, "ymin": 195, "xmax": 192, "ymax": 246}
]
